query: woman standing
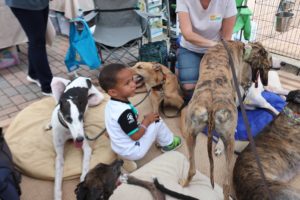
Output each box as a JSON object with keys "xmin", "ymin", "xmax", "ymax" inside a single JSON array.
[
  {"xmin": 176, "ymin": 0, "xmax": 237, "ymax": 101},
  {"xmin": 5, "ymin": 0, "xmax": 53, "ymax": 95}
]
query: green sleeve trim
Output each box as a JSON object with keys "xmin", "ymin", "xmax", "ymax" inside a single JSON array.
[{"xmin": 127, "ymin": 128, "xmax": 139, "ymax": 136}]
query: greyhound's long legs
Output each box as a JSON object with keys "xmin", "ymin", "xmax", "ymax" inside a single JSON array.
[
  {"xmin": 180, "ymin": 133, "xmax": 197, "ymax": 187},
  {"xmin": 54, "ymin": 144, "xmax": 64, "ymax": 200},
  {"xmin": 222, "ymin": 134, "xmax": 235, "ymax": 200},
  {"xmin": 80, "ymin": 141, "xmax": 92, "ymax": 182}
]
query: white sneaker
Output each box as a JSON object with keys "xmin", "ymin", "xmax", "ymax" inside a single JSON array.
[
  {"xmin": 26, "ymin": 76, "xmax": 41, "ymax": 87},
  {"xmin": 42, "ymin": 91, "xmax": 52, "ymax": 96}
]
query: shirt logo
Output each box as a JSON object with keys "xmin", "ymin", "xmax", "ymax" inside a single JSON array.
[
  {"xmin": 209, "ymin": 14, "xmax": 222, "ymax": 22},
  {"xmin": 127, "ymin": 113, "xmax": 135, "ymax": 124}
]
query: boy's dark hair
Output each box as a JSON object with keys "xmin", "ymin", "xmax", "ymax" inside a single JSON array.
[{"xmin": 98, "ymin": 63, "xmax": 127, "ymax": 92}]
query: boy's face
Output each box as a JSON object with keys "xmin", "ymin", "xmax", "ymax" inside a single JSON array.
[{"xmin": 108, "ymin": 68, "xmax": 136, "ymax": 100}]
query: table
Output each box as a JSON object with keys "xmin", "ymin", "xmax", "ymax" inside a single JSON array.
[
  {"xmin": 50, "ymin": 0, "xmax": 95, "ymax": 19},
  {"xmin": 0, "ymin": 0, "xmax": 27, "ymax": 49}
]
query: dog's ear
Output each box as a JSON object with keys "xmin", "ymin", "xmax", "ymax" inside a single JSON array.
[
  {"xmin": 88, "ymin": 84, "xmax": 105, "ymax": 107},
  {"xmin": 51, "ymin": 77, "xmax": 71, "ymax": 103},
  {"xmin": 286, "ymin": 90, "xmax": 300, "ymax": 104},
  {"xmin": 153, "ymin": 63, "xmax": 161, "ymax": 71},
  {"xmin": 86, "ymin": 78, "xmax": 92, "ymax": 89}
]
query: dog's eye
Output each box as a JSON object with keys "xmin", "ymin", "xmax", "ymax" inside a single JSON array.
[
  {"xmin": 137, "ymin": 65, "xmax": 142, "ymax": 69},
  {"xmin": 78, "ymin": 114, "xmax": 83, "ymax": 121},
  {"xmin": 64, "ymin": 115, "xmax": 72, "ymax": 123}
]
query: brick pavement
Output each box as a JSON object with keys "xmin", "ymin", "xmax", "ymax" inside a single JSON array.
[{"xmin": 0, "ymin": 35, "xmax": 139, "ymax": 127}]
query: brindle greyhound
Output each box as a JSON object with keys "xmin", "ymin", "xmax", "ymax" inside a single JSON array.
[
  {"xmin": 234, "ymin": 90, "xmax": 300, "ymax": 200},
  {"xmin": 76, "ymin": 159, "xmax": 199, "ymax": 200},
  {"xmin": 180, "ymin": 41, "xmax": 273, "ymax": 200}
]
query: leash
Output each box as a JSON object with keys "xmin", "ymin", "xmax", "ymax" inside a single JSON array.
[
  {"xmin": 159, "ymin": 99, "xmax": 186, "ymax": 118},
  {"xmin": 134, "ymin": 90, "xmax": 151, "ymax": 107},
  {"xmin": 84, "ymin": 128, "xmax": 106, "ymax": 141},
  {"xmin": 221, "ymin": 39, "xmax": 274, "ymax": 200},
  {"xmin": 152, "ymin": 68, "xmax": 185, "ymax": 118}
]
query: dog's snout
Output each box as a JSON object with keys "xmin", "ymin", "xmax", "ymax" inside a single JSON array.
[{"xmin": 75, "ymin": 136, "xmax": 84, "ymax": 142}]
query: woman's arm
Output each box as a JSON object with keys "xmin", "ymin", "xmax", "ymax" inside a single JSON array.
[
  {"xmin": 220, "ymin": 15, "xmax": 236, "ymax": 40},
  {"xmin": 178, "ymin": 12, "xmax": 217, "ymax": 48}
]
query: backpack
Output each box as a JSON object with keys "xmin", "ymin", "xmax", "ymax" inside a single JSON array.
[
  {"xmin": 0, "ymin": 128, "xmax": 22, "ymax": 200},
  {"xmin": 139, "ymin": 40, "xmax": 168, "ymax": 66}
]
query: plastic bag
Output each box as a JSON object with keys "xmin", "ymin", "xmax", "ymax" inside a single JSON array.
[{"xmin": 65, "ymin": 17, "xmax": 101, "ymax": 72}]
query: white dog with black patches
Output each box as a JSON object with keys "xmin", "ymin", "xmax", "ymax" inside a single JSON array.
[{"xmin": 48, "ymin": 76, "xmax": 104, "ymax": 200}]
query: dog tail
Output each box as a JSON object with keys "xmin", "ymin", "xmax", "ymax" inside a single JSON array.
[
  {"xmin": 153, "ymin": 177, "xmax": 199, "ymax": 200},
  {"xmin": 207, "ymin": 110, "xmax": 214, "ymax": 188},
  {"xmin": 234, "ymin": 157, "xmax": 300, "ymax": 200},
  {"xmin": 127, "ymin": 175, "xmax": 165, "ymax": 199}
]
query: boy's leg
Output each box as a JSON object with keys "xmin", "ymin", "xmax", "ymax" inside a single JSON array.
[
  {"xmin": 135, "ymin": 120, "xmax": 173, "ymax": 159},
  {"xmin": 153, "ymin": 120, "xmax": 174, "ymax": 147},
  {"xmin": 154, "ymin": 120, "xmax": 182, "ymax": 152}
]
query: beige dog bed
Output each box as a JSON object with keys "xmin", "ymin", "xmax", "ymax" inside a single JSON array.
[
  {"xmin": 4, "ymin": 95, "xmax": 117, "ymax": 180},
  {"xmin": 4, "ymin": 89, "xmax": 250, "ymax": 181},
  {"xmin": 111, "ymin": 151, "xmax": 224, "ymax": 200}
]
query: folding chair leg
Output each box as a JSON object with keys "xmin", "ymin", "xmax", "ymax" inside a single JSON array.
[{"xmin": 96, "ymin": 45, "xmax": 104, "ymax": 64}]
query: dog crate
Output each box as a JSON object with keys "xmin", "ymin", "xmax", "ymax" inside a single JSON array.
[{"xmin": 252, "ymin": 0, "xmax": 300, "ymax": 65}]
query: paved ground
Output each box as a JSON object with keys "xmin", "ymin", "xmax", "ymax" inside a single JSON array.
[{"xmin": 0, "ymin": 35, "xmax": 139, "ymax": 127}]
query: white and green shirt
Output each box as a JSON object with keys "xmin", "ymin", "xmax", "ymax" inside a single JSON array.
[{"xmin": 105, "ymin": 98, "xmax": 140, "ymax": 156}]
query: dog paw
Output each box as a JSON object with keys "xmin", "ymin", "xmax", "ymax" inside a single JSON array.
[
  {"xmin": 44, "ymin": 123, "xmax": 52, "ymax": 131},
  {"xmin": 214, "ymin": 140, "xmax": 224, "ymax": 156},
  {"xmin": 179, "ymin": 179, "xmax": 189, "ymax": 187},
  {"xmin": 214, "ymin": 148, "xmax": 223, "ymax": 156}
]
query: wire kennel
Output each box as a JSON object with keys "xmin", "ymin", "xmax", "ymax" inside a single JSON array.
[{"xmin": 252, "ymin": 0, "xmax": 300, "ymax": 63}]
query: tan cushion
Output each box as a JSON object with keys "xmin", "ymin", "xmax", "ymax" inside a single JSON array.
[
  {"xmin": 110, "ymin": 151, "xmax": 224, "ymax": 200},
  {"xmin": 5, "ymin": 95, "xmax": 117, "ymax": 180}
]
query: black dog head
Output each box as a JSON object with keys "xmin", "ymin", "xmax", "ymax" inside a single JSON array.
[
  {"xmin": 286, "ymin": 90, "xmax": 300, "ymax": 104},
  {"xmin": 75, "ymin": 159, "xmax": 124, "ymax": 200}
]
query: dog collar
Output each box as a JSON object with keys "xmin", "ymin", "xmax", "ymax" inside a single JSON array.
[
  {"xmin": 243, "ymin": 44, "xmax": 252, "ymax": 60},
  {"xmin": 58, "ymin": 111, "xmax": 69, "ymax": 129},
  {"xmin": 283, "ymin": 107, "xmax": 300, "ymax": 124}
]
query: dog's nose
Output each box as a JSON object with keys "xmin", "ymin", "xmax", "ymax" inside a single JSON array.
[{"xmin": 75, "ymin": 136, "xmax": 84, "ymax": 143}]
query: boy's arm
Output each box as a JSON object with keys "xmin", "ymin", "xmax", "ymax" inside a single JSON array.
[
  {"xmin": 129, "ymin": 113, "xmax": 159, "ymax": 140},
  {"xmin": 118, "ymin": 109, "xmax": 147, "ymax": 141},
  {"xmin": 129, "ymin": 119, "xmax": 151, "ymax": 141}
]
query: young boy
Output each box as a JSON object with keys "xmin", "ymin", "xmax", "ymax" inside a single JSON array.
[{"xmin": 98, "ymin": 63, "xmax": 182, "ymax": 161}]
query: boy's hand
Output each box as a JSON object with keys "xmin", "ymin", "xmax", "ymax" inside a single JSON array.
[{"xmin": 143, "ymin": 113, "xmax": 160, "ymax": 125}]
